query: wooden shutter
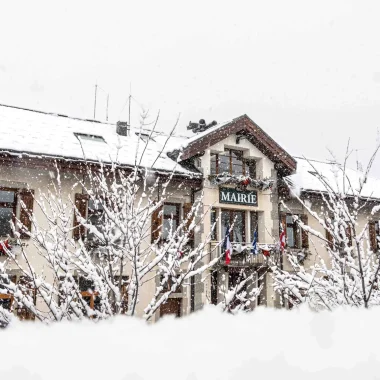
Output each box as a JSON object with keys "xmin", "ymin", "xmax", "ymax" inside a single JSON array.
[
  {"xmin": 151, "ymin": 205, "xmax": 163, "ymax": 243},
  {"xmin": 183, "ymin": 203, "xmax": 194, "ymax": 243},
  {"xmin": 300, "ymin": 215, "xmax": 309, "ymax": 249},
  {"xmin": 369, "ymin": 222, "xmax": 377, "ymax": 252},
  {"xmin": 346, "ymin": 225, "xmax": 353, "ymax": 247},
  {"xmin": 19, "ymin": 189, "xmax": 34, "ymax": 239},
  {"xmin": 326, "ymin": 229, "xmax": 334, "ymax": 250},
  {"xmin": 73, "ymin": 193, "xmax": 88, "ymax": 240}
]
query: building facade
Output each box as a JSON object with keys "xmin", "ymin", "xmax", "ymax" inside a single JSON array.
[{"xmin": 0, "ymin": 104, "xmax": 379, "ymax": 321}]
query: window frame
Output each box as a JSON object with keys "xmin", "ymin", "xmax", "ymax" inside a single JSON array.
[
  {"xmin": 162, "ymin": 203, "xmax": 181, "ymax": 242},
  {"xmin": 281, "ymin": 213, "xmax": 310, "ymax": 250},
  {"xmin": 221, "ymin": 209, "xmax": 246, "ymax": 243},
  {"xmin": 210, "ymin": 149, "xmax": 256, "ymax": 177},
  {"xmin": 285, "ymin": 214, "xmax": 299, "ymax": 249},
  {"xmin": 0, "ymin": 187, "xmax": 18, "ymax": 239}
]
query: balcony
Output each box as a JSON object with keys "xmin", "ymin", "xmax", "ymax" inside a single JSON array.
[{"xmin": 209, "ymin": 241, "xmax": 275, "ymax": 267}]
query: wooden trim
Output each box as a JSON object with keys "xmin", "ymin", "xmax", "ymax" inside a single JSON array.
[
  {"xmin": 0, "ymin": 153, "xmax": 203, "ymax": 184},
  {"xmin": 180, "ymin": 115, "xmax": 297, "ymax": 174},
  {"xmin": 369, "ymin": 222, "xmax": 378, "ymax": 252}
]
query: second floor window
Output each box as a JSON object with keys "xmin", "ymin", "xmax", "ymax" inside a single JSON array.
[
  {"xmin": 162, "ymin": 203, "xmax": 180, "ymax": 241},
  {"xmin": 0, "ymin": 189, "xmax": 17, "ymax": 237},
  {"xmin": 281, "ymin": 214, "xmax": 309, "ymax": 249},
  {"xmin": 221, "ymin": 210, "xmax": 245, "ymax": 243},
  {"xmin": 210, "ymin": 149, "xmax": 256, "ymax": 177}
]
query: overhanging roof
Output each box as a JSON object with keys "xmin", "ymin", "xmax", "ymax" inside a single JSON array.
[{"xmin": 177, "ymin": 115, "xmax": 297, "ymax": 174}]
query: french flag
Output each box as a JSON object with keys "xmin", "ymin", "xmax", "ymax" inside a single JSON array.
[
  {"xmin": 280, "ymin": 229, "xmax": 286, "ymax": 252},
  {"xmin": 223, "ymin": 226, "xmax": 232, "ymax": 265}
]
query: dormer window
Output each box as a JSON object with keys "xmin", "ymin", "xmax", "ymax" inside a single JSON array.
[{"xmin": 210, "ymin": 149, "xmax": 256, "ymax": 177}]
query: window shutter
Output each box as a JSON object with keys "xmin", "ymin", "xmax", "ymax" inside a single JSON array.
[
  {"xmin": 183, "ymin": 203, "xmax": 194, "ymax": 242},
  {"xmin": 300, "ymin": 215, "xmax": 309, "ymax": 249},
  {"xmin": 369, "ymin": 222, "xmax": 377, "ymax": 252},
  {"xmin": 346, "ymin": 225, "xmax": 353, "ymax": 247},
  {"xmin": 151, "ymin": 205, "xmax": 163, "ymax": 243},
  {"xmin": 73, "ymin": 194, "xmax": 88, "ymax": 240},
  {"xmin": 19, "ymin": 189, "xmax": 34, "ymax": 239},
  {"xmin": 294, "ymin": 218, "xmax": 300, "ymax": 249},
  {"xmin": 326, "ymin": 229, "xmax": 334, "ymax": 250}
]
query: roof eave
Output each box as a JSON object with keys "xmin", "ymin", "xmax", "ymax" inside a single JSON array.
[{"xmin": 178, "ymin": 115, "xmax": 297, "ymax": 174}]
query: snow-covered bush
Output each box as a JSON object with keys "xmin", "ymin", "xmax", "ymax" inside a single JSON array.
[{"xmin": 272, "ymin": 147, "xmax": 380, "ymax": 309}]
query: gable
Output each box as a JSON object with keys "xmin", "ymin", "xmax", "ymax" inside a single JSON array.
[{"xmin": 178, "ymin": 115, "xmax": 297, "ymax": 175}]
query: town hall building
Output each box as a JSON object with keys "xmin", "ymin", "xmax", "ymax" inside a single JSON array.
[{"xmin": 0, "ymin": 103, "xmax": 379, "ymax": 321}]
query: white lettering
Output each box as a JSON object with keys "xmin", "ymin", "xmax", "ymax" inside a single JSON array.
[
  {"xmin": 230, "ymin": 193, "xmax": 237, "ymax": 203},
  {"xmin": 241, "ymin": 194, "xmax": 248, "ymax": 204},
  {"xmin": 221, "ymin": 192, "xmax": 230, "ymax": 202}
]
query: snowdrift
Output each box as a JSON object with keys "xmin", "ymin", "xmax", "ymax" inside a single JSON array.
[{"xmin": 1, "ymin": 305, "xmax": 379, "ymax": 380}]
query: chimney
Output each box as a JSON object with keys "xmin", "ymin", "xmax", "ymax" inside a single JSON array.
[{"xmin": 116, "ymin": 121, "xmax": 130, "ymax": 136}]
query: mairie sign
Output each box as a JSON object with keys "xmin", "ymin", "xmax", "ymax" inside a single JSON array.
[{"xmin": 219, "ymin": 187, "xmax": 258, "ymax": 206}]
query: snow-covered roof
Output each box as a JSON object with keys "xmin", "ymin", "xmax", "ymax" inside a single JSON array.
[
  {"xmin": 287, "ymin": 157, "xmax": 380, "ymax": 200},
  {"xmin": 0, "ymin": 104, "xmax": 197, "ymax": 177},
  {"xmin": 175, "ymin": 115, "xmax": 297, "ymax": 174},
  {"xmin": 179, "ymin": 119, "xmax": 234, "ymax": 150}
]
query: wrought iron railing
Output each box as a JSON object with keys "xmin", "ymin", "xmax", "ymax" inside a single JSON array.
[{"xmin": 209, "ymin": 241, "xmax": 271, "ymax": 266}]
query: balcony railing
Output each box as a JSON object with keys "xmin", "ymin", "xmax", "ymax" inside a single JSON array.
[{"xmin": 209, "ymin": 241, "xmax": 272, "ymax": 267}]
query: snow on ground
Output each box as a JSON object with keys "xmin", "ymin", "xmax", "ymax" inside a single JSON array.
[{"xmin": 1, "ymin": 305, "xmax": 380, "ymax": 380}]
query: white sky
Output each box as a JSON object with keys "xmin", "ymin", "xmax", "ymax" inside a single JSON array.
[{"xmin": 1, "ymin": 0, "xmax": 380, "ymax": 175}]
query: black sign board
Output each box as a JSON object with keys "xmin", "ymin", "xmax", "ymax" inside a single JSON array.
[{"xmin": 219, "ymin": 187, "xmax": 258, "ymax": 206}]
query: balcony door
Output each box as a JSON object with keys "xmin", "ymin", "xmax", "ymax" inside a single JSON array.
[{"xmin": 221, "ymin": 210, "xmax": 246, "ymax": 243}]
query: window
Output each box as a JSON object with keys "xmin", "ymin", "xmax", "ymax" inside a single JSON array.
[
  {"xmin": 160, "ymin": 274, "xmax": 182, "ymax": 294},
  {"xmin": 210, "ymin": 149, "xmax": 256, "ymax": 177},
  {"xmin": 74, "ymin": 133, "xmax": 107, "ymax": 161},
  {"xmin": 221, "ymin": 210, "xmax": 246, "ymax": 243},
  {"xmin": 211, "ymin": 208, "xmax": 217, "ymax": 241},
  {"xmin": 285, "ymin": 215, "xmax": 298, "ymax": 248},
  {"xmin": 73, "ymin": 195, "xmax": 109, "ymax": 244},
  {"xmin": 325, "ymin": 217, "xmax": 352, "ymax": 251},
  {"xmin": 74, "ymin": 133, "xmax": 105, "ymax": 143},
  {"xmin": 135, "ymin": 132, "xmax": 156, "ymax": 143},
  {"xmin": 281, "ymin": 214, "xmax": 309, "ymax": 250},
  {"xmin": 0, "ymin": 188, "xmax": 33, "ymax": 241},
  {"xmin": 369, "ymin": 221, "xmax": 380, "ymax": 252},
  {"xmin": 87, "ymin": 199, "xmax": 105, "ymax": 242},
  {"xmin": 78, "ymin": 276, "xmax": 100, "ymax": 312},
  {"xmin": 162, "ymin": 203, "xmax": 180, "ymax": 241},
  {"xmin": 0, "ymin": 189, "xmax": 17, "ymax": 237},
  {"xmin": 151, "ymin": 202, "xmax": 187, "ymax": 244}
]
